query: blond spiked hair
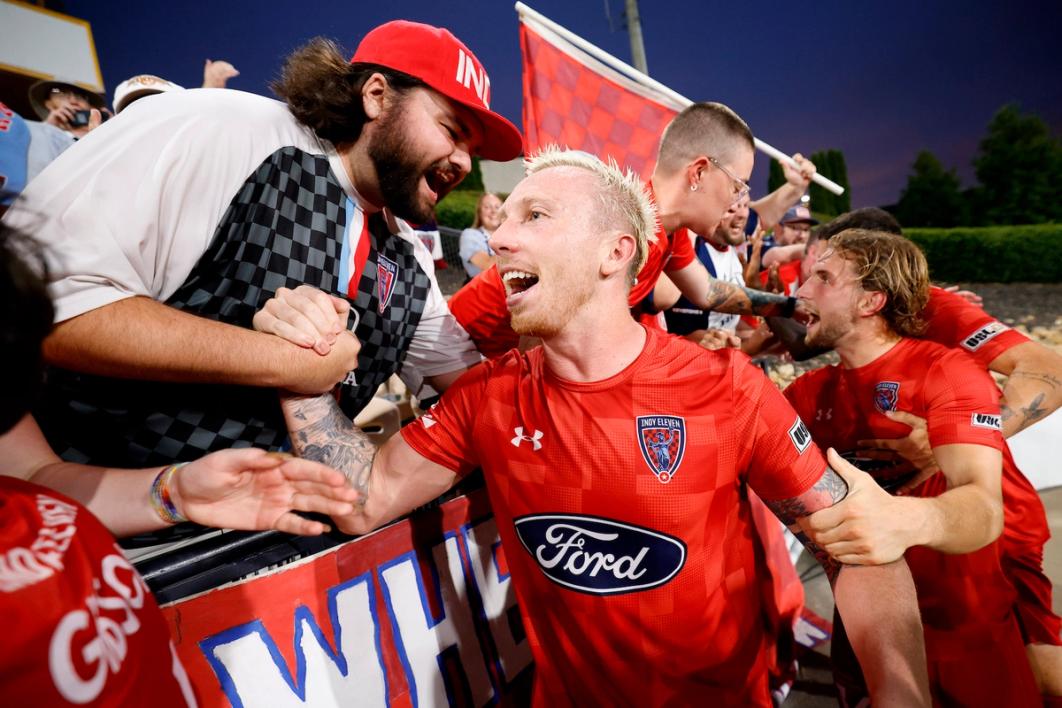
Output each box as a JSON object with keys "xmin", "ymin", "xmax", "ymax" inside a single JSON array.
[{"xmin": 524, "ymin": 146, "xmax": 658, "ymax": 284}]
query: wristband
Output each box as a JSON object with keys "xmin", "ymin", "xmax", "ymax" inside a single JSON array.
[
  {"xmin": 150, "ymin": 463, "xmax": 189, "ymax": 524},
  {"xmin": 781, "ymin": 296, "xmax": 797, "ymax": 318}
]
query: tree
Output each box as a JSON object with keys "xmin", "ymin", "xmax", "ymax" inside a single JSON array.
[
  {"xmin": 894, "ymin": 151, "xmax": 967, "ymax": 227},
  {"xmin": 805, "ymin": 148, "xmax": 851, "ymax": 216},
  {"xmin": 767, "ymin": 159, "xmax": 785, "ymax": 194},
  {"xmin": 974, "ymin": 104, "xmax": 1062, "ymax": 225}
]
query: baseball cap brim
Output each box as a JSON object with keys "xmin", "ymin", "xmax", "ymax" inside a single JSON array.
[
  {"xmin": 453, "ymin": 100, "xmax": 523, "ymax": 161},
  {"xmin": 28, "ymin": 80, "xmax": 105, "ymax": 120}
]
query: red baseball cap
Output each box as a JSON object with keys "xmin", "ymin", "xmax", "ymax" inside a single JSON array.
[{"xmin": 351, "ymin": 20, "xmax": 523, "ymax": 161}]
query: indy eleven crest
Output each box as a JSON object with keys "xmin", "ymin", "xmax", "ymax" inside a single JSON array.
[{"xmin": 636, "ymin": 415, "xmax": 686, "ymax": 484}]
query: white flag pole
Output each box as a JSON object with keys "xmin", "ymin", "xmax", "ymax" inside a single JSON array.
[{"xmin": 515, "ymin": 2, "xmax": 845, "ymax": 196}]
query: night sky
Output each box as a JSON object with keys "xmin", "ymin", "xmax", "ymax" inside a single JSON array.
[{"xmin": 65, "ymin": 0, "xmax": 1062, "ymax": 208}]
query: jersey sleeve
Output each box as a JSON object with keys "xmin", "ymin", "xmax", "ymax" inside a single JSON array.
[
  {"xmin": 663, "ymin": 227, "xmax": 696, "ymax": 272},
  {"xmin": 393, "ymin": 221, "xmax": 483, "ymax": 394},
  {"xmin": 922, "ymin": 286, "xmax": 1030, "ymax": 367},
  {"xmin": 733, "ymin": 357, "xmax": 827, "ymax": 501},
  {"xmin": 922, "ymin": 349, "xmax": 1004, "ymax": 450},
  {"xmin": 400, "ymin": 360, "xmax": 494, "ymax": 475},
  {"xmin": 447, "ymin": 266, "xmax": 521, "ymax": 359}
]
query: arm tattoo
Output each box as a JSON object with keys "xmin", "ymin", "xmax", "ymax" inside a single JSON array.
[
  {"xmin": 1021, "ymin": 393, "xmax": 1049, "ymax": 426},
  {"xmin": 1011, "ymin": 371, "xmax": 1061, "ymax": 388},
  {"xmin": 701, "ymin": 278, "xmax": 793, "ymax": 318},
  {"xmin": 282, "ymin": 393, "xmax": 375, "ymax": 507},
  {"xmin": 764, "ymin": 466, "xmax": 849, "ymax": 585}
]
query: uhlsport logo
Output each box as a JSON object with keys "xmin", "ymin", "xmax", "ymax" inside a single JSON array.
[
  {"xmin": 513, "ymin": 514, "xmax": 686, "ymax": 595},
  {"xmin": 874, "ymin": 381, "xmax": 900, "ymax": 413},
  {"xmin": 961, "ymin": 322, "xmax": 1008, "ymax": 351},
  {"xmin": 636, "ymin": 415, "xmax": 686, "ymax": 483},
  {"xmin": 376, "ymin": 255, "xmax": 398, "ymax": 314}
]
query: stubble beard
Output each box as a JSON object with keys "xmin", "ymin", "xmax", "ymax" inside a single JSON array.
[
  {"xmin": 367, "ymin": 100, "xmax": 442, "ymax": 224},
  {"xmin": 510, "ymin": 274, "xmax": 595, "ymax": 340}
]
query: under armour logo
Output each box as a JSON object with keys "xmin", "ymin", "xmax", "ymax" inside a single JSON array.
[{"xmin": 511, "ymin": 427, "xmax": 544, "ymax": 450}]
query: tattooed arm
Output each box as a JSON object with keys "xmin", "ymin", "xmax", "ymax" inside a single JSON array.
[
  {"xmin": 764, "ymin": 449, "xmax": 930, "ymax": 707},
  {"xmin": 990, "ymin": 341, "xmax": 1062, "ymax": 438},
  {"xmin": 281, "ymin": 393, "xmax": 458, "ymax": 535},
  {"xmin": 667, "ymin": 261, "xmax": 797, "ymax": 318}
]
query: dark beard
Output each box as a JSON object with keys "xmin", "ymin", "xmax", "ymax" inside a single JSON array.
[{"xmin": 367, "ymin": 100, "xmax": 435, "ymax": 224}]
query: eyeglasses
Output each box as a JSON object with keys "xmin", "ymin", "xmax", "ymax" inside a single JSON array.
[{"xmin": 708, "ymin": 157, "xmax": 751, "ymax": 202}]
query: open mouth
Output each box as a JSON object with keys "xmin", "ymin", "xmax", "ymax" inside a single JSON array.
[
  {"xmin": 501, "ymin": 269, "xmax": 540, "ymax": 299},
  {"xmin": 424, "ymin": 168, "xmax": 455, "ymax": 201}
]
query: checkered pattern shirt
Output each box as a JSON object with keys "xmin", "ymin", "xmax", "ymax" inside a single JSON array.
[{"xmin": 38, "ymin": 147, "xmax": 429, "ymax": 465}]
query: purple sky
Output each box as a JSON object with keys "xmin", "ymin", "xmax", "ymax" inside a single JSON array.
[{"xmin": 66, "ymin": 0, "xmax": 1062, "ymax": 207}]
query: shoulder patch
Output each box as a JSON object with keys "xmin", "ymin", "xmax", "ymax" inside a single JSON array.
[
  {"xmin": 788, "ymin": 417, "xmax": 812, "ymax": 454},
  {"xmin": 961, "ymin": 321, "xmax": 1008, "ymax": 351},
  {"xmin": 971, "ymin": 412, "xmax": 1002, "ymax": 431}
]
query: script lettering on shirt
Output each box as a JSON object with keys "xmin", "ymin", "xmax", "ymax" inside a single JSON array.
[
  {"xmin": 48, "ymin": 550, "xmax": 152, "ymax": 705},
  {"xmin": 961, "ymin": 321, "xmax": 1008, "ymax": 351},
  {"xmin": 514, "ymin": 514, "xmax": 686, "ymax": 595},
  {"xmin": 0, "ymin": 494, "xmax": 79, "ymax": 593},
  {"xmin": 534, "ymin": 524, "xmax": 649, "ymax": 581}
]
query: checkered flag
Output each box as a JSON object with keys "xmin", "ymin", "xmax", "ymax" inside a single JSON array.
[{"xmin": 518, "ymin": 12, "xmax": 683, "ymax": 180}]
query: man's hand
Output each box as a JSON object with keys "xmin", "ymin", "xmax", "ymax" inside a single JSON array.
[
  {"xmin": 803, "ymin": 448, "xmax": 917, "ymax": 565},
  {"xmin": 287, "ymin": 330, "xmax": 361, "ymax": 394},
  {"xmin": 254, "ymin": 285, "xmax": 350, "ymax": 355},
  {"xmin": 203, "ymin": 59, "xmax": 240, "ymax": 88},
  {"xmin": 782, "ymin": 153, "xmax": 817, "ymax": 188},
  {"xmin": 688, "ymin": 328, "xmax": 740, "ymax": 351},
  {"xmin": 45, "ymin": 106, "xmax": 101, "ymax": 134},
  {"xmin": 857, "ymin": 410, "xmax": 941, "ymax": 495},
  {"xmin": 170, "ymin": 448, "xmax": 358, "ymax": 535}
]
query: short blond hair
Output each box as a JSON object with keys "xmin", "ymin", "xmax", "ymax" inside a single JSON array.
[
  {"xmin": 524, "ymin": 146, "xmax": 658, "ymax": 284},
  {"xmin": 830, "ymin": 229, "xmax": 930, "ymax": 336}
]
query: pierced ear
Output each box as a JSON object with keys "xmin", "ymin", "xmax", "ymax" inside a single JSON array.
[
  {"xmin": 686, "ymin": 156, "xmax": 710, "ymax": 190},
  {"xmin": 601, "ymin": 233, "xmax": 637, "ymax": 278},
  {"xmin": 361, "ymin": 73, "xmax": 389, "ymax": 120}
]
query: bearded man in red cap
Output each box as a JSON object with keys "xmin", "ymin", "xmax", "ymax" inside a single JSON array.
[{"xmin": 3, "ymin": 21, "xmax": 521, "ymax": 467}]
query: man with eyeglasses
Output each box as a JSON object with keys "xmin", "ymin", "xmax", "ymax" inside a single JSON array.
[{"xmin": 446, "ymin": 101, "xmax": 799, "ymax": 359}]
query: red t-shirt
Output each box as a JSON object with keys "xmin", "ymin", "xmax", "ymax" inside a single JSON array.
[
  {"xmin": 784, "ymin": 338, "xmax": 1015, "ymax": 633},
  {"xmin": 919, "ymin": 286, "xmax": 1044, "ymax": 546},
  {"xmin": 402, "ymin": 327, "xmax": 826, "ymax": 706},
  {"xmin": 448, "ymin": 183, "xmax": 696, "ymax": 359},
  {"xmin": 921, "ymin": 286, "xmax": 1031, "ymax": 367},
  {"xmin": 0, "ymin": 477, "xmax": 196, "ymax": 707}
]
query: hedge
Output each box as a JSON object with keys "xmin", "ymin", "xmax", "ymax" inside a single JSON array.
[
  {"xmin": 435, "ymin": 191, "xmax": 481, "ymax": 231},
  {"xmin": 905, "ymin": 223, "xmax": 1062, "ymax": 283}
]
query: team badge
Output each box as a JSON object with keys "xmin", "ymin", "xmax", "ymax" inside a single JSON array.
[
  {"xmin": 874, "ymin": 381, "xmax": 900, "ymax": 413},
  {"xmin": 376, "ymin": 255, "xmax": 398, "ymax": 314},
  {"xmin": 636, "ymin": 415, "xmax": 686, "ymax": 484}
]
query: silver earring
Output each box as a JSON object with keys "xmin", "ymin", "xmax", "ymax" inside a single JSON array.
[{"xmin": 690, "ymin": 184, "xmax": 698, "ymax": 192}]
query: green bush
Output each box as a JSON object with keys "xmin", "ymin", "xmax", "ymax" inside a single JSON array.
[
  {"xmin": 905, "ymin": 223, "xmax": 1062, "ymax": 282},
  {"xmin": 435, "ymin": 191, "xmax": 480, "ymax": 230}
]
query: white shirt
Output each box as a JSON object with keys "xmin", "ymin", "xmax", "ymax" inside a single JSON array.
[{"xmin": 3, "ymin": 88, "xmax": 480, "ymax": 389}]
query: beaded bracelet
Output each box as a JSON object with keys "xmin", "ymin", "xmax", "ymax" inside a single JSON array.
[{"xmin": 150, "ymin": 463, "xmax": 189, "ymax": 524}]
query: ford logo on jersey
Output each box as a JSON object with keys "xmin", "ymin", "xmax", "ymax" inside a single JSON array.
[{"xmin": 513, "ymin": 514, "xmax": 686, "ymax": 595}]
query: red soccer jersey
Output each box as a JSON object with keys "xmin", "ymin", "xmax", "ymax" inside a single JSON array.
[
  {"xmin": 784, "ymin": 338, "xmax": 1015, "ymax": 629},
  {"xmin": 921, "ymin": 285, "xmax": 1031, "ymax": 367},
  {"xmin": 448, "ymin": 183, "xmax": 696, "ymax": 359},
  {"xmin": 0, "ymin": 477, "xmax": 196, "ymax": 707},
  {"xmin": 758, "ymin": 259, "xmax": 801, "ymax": 296},
  {"xmin": 402, "ymin": 326, "xmax": 827, "ymax": 706}
]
